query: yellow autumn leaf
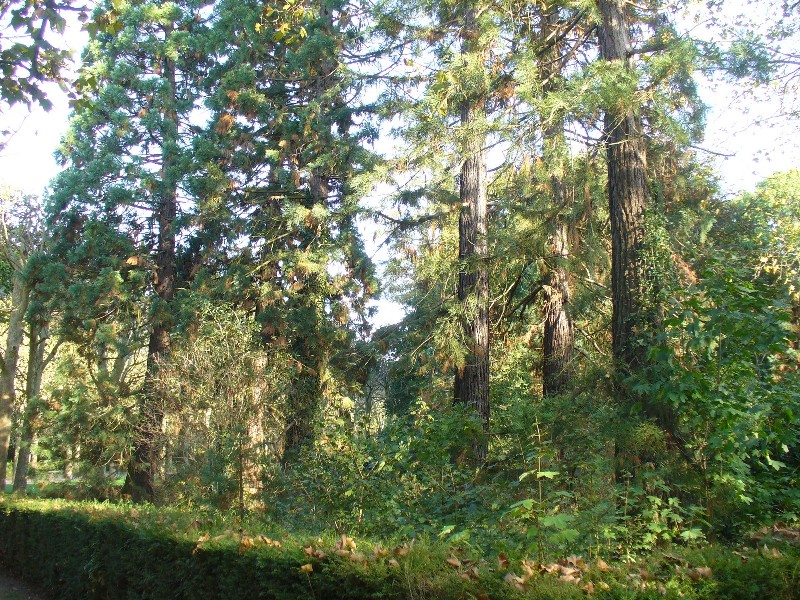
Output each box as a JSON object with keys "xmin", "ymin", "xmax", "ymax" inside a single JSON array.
[{"xmin": 595, "ymin": 558, "xmax": 611, "ymax": 572}]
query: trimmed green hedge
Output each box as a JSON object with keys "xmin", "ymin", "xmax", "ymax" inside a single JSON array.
[
  {"xmin": 1, "ymin": 498, "xmax": 798, "ymax": 600},
  {"xmin": 0, "ymin": 499, "xmax": 549, "ymax": 600},
  {"xmin": 0, "ymin": 501, "xmax": 397, "ymax": 599}
]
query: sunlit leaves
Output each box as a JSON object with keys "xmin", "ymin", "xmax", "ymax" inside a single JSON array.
[{"xmin": 0, "ymin": 0, "xmax": 80, "ymax": 112}]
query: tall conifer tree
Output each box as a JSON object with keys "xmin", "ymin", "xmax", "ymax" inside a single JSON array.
[
  {"xmin": 596, "ymin": 0, "xmax": 650, "ymax": 374},
  {"xmin": 203, "ymin": 0, "xmax": 376, "ymax": 460},
  {"xmin": 49, "ymin": 0, "xmax": 212, "ymax": 500},
  {"xmin": 453, "ymin": 1, "xmax": 490, "ymax": 459},
  {"xmin": 538, "ymin": 1, "xmax": 575, "ymax": 396}
]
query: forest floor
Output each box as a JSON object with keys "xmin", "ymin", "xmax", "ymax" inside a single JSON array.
[{"xmin": 0, "ymin": 572, "xmax": 51, "ymax": 600}]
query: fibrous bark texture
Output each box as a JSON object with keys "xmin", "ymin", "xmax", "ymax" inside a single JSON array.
[{"xmin": 454, "ymin": 5, "xmax": 490, "ymax": 461}]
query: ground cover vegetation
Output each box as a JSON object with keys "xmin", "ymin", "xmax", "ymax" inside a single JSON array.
[{"xmin": 1, "ymin": 0, "xmax": 799, "ymax": 597}]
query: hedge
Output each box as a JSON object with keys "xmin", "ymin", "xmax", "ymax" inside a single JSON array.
[{"xmin": 0, "ymin": 498, "xmax": 545, "ymax": 600}]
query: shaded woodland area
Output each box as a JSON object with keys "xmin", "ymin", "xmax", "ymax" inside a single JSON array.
[{"xmin": 1, "ymin": 1, "xmax": 800, "ymax": 595}]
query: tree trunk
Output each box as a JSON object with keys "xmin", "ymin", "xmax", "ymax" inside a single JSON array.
[
  {"xmin": 13, "ymin": 321, "xmax": 48, "ymax": 492},
  {"xmin": 282, "ymin": 347, "xmax": 326, "ymax": 464},
  {"xmin": 540, "ymin": 4, "xmax": 574, "ymax": 397},
  {"xmin": 542, "ymin": 220, "xmax": 574, "ymax": 394},
  {"xmin": 0, "ymin": 275, "xmax": 30, "ymax": 490},
  {"xmin": 597, "ymin": 0, "xmax": 649, "ymax": 372},
  {"xmin": 597, "ymin": 0, "xmax": 673, "ymax": 430},
  {"xmin": 123, "ymin": 35, "xmax": 178, "ymax": 502},
  {"xmin": 65, "ymin": 444, "xmax": 80, "ymax": 480},
  {"xmin": 454, "ymin": 4, "xmax": 490, "ymax": 462}
]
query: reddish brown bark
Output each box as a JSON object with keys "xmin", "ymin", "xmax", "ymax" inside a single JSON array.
[
  {"xmin": 598, "ymin": 0, "xmax": 650, "ymax": 372},
  {"xmin": 454, "ymin": 5, "xmax": 490, "ymax": 462},
  {"xmin": 123, "ymin": 37, "xmax": 178, "ymax": 502},
  {"xmin": 597, "ymin": 0, "xmax": 674, "ymax": 431},
  {"xmin": 540, "ymin": 4, "xmax": 574, "ymax": 397}
]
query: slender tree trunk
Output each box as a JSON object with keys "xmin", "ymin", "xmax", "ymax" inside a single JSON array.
[
  {"xmin": 0, "ymin": 276, "xmax": 30, "ymax": 490},
  {"xmin": 542, "ymin": 220, "xmax": 574, "ymax": 394},
  {"xmin": 454, "ymin": 5, "xmax": 490, "ymax": 462},
  {"xmin": 540, "ymin": 4, "xmax": 574, "ymax": 397},
  {"xmin": 65, "ymin": 444, "xmax": 80, "ymax": 480},
  {"xmin": 124, "ymin": 35, "xmax": 178, "ymax": 502},
  {"xmin": 13, "ymin": 322, "xmax": 48, "ymax": 492}
]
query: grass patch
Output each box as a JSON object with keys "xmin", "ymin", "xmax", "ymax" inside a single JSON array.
[{"xmin": 0, "ymin": 497, "xmax": 797, "ymax": 599}]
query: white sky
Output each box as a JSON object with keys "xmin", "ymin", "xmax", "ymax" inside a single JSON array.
[
  {"xmin": 0, "ymin": 18, "xmax": 86, "ymax": 196},
  {"xmin": 697, "ymin": 76, "xmax": 800, "ymax": 196},
  {"xmin": 0, "ymin": 5, "xmax": 797, "ymax": 329}
]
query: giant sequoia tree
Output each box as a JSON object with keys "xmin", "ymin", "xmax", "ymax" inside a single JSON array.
[
  {"xmin": 49, "ymin": 0, "xmax": 212, "ymax": 500},
  {"xmin": 200, "ymin": 0, "xmax": 377, "ymax": 460},
  {"xmin": 597, "ymin": 0, "xmax": 650, "ymax": 376},
  {"xmin": 453, "ymin": 1, "xmax": 491, "ymax": 459},
  {"xmin": 595, "ymin": 0, "xmax": 705, "ymax": 433}
]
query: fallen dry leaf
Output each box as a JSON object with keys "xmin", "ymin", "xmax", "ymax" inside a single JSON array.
[
  {"xmin": 497, "ymin": 552, "xmax": 510, "ymax": 570},
  {"xmin": 520, "ymin": 559, "xmax": 537, "ymax": 579},
  {"xmin": 336, "ymin": 534, "xmax": 356, "ymax": 552},
  {"xmin": 567, "ymin": 555, "xmax": 587, "ymax": 569},
  {"xmin": 447, "ymin": 553, "xmax": 462, "ymax": 568},
  {"xmin": 768, "ymin": 547, "xmax": 783, "ymax": 558},
  {"xmin": 595, "ymin": 557, "xmax": 611, "ymax": 572},
  {"xmin": 349, "ymin": 551, "xmax": 367, "ymax": 564},
  {"xmin": 582, "ymin": 581, "xmax": 595, "ymax": 594},
  {"xmin": 388, "ymin": 558, "xmax": 400, "ymax": 568},
  {"xmin": 504, "ymin": 571, "xmax": 527, "ymax": 592},
  {"xmin": 260, "ymin": 535, "xmax": 277, "ymax": 547},
  {"xmin": 542, "ymin": 562, "xmax": 561, "ymax": 574},
  {"xmin": 688, "ymin": 566, "xmax": 712, "ymax": 580},
  {"xmin": 300, "ymin": 563, "xmax": 313, "ymax": 573}
]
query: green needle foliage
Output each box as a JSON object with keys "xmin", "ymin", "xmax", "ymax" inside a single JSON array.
[{"xmin": 0, "ymin": 2, "xmax": 799, "ymax": 596}]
